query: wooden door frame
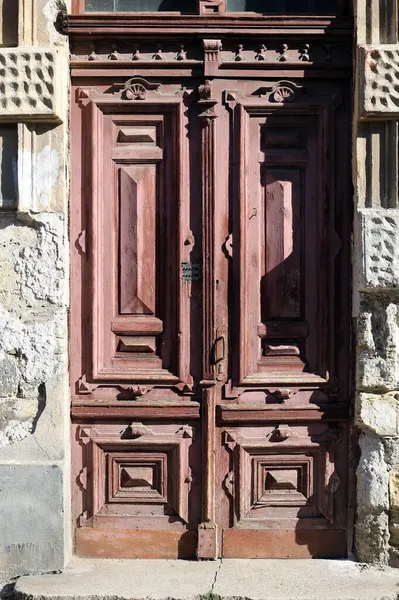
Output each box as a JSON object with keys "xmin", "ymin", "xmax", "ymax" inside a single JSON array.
[{"xmin": 68, "ymin": 7, "xmax": 355, "ymax": 559}]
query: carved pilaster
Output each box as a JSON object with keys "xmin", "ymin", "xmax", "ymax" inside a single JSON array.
[
  {"xmin": 199, "ymin": 81, "xmax": 217, "ymax": 382},
  {"xmin": 203, "ymin": 39, "xmax": 222, "ymax": 77},
  {"xmin": 198, "ymin": 386, "xmax": 218, "ymax": 559}
]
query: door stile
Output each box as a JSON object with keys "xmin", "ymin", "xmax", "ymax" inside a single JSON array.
[{"xmin": 198, "ymin": 80, "xmax": 219, "ymax": 559}]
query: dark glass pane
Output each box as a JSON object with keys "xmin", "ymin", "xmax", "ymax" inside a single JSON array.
[
  {"xmin": 85, "ymin": 0, "xmax": 195, "ymax": 11},
  {"xmin": 85, "ymin": 0, "xmax": 114, "ymax": 10},
  {"xmin": 226, "ymin": 0, "xmax": 337, "ymax": 13}
]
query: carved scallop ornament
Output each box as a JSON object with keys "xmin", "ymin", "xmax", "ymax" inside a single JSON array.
[{"xmin": 360, "ymin": 44, "xmax": 399, "ymax": 117}]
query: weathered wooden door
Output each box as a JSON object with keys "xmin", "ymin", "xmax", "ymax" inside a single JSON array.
[{"xmin": 70, "ymin": 0, "xmax": 353, "ymax": 559}]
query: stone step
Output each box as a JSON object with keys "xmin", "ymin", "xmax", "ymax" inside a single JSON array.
[{"xmin": 13, "ymin": 557, "xmax": 399, "ymax": 600}]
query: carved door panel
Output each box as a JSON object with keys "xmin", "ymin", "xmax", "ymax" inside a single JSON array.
[
  {"xmin": 211, "ymin": 78, "xmax": 351, "ymax": 559},
  {"xmin": 70, "ymin": 9, "xmax": 352, "ymax": 560}
]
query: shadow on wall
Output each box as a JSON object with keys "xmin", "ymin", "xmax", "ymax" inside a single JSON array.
[{"xmin": 1, "ymin": 0, "xmax": 18, "ymax": 47}]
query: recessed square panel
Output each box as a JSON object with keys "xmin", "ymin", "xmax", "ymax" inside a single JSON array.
[
  {"xmin": 252, "ymin": 456, "xmax": 312, "ymax": 509},
  {"xmin": 108, "ymin": 453, "xmax": 167, "ymax": 504}
]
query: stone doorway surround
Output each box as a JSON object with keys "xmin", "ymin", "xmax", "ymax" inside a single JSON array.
[
  {"xmin": 353, "ymin": 0, "xmax": 399, "ymax": 567},
  {"xmin": 0, "ymin": 0, "xmax": 398, "ymax": 581}
]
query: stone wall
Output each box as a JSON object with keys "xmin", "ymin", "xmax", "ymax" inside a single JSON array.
[
  {"xmin": 354, "ymin": 0, "xmax": 399, "ymax": 566},
  {"xmin": 0, "ymin": 0, "xmax": 70, "ymax": 579}
]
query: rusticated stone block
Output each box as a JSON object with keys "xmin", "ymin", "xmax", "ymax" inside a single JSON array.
[
  {"xmin": 360, "ymin": 44, "xmax": 399, "ymax": 117},
  {"xmin": 390, "ymin": 472, "xmax": 399, "ymax": 521},
  {"xmin": 356, "ymin": 209, "xmax": 399, "ymax": 289},
  {"xmin": 357, "ymin": 296, "xmax": 398, "ymax": 391},
  {"xmin": 0, "ymin": 49, "xmax": 65, "ymax": 122},
  {"xmin": 356, "ymin": 392, "xmax": 399, "ymax": 436}
]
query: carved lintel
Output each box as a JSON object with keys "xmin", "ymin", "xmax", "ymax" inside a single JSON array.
[
  {"xmin": 115, "ymin": 77, "xmax": 161, "ymax": 101},
  {"xmin": 203, "ymin": 39, "xmax": 222, "ymax": 76},
  {"xmin": 123, "ymin": 422, "xmax": 153, "ymax": 438},
  {"xmin": 272, "ymin": 388, "xmax": 296, "ymax": 402},
  {"xmin": 255, "ymin": 80, "xmax": 304, "ymax": 103},
  {"xmin": 199, "ymin": 0, "xmax": 223, "ymax": 16},
  {"xmin": 270, "ymin": 424, "xmax": 297, "ymax": 442}
]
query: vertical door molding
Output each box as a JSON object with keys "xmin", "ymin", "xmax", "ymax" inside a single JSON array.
[
  {"xmin": 74, "ymin": 84, "xmax": 196, "ymax": 394},
  {"xmin": 197, "ymin": 80, "xmax": 219, "ymax": 558},
  {"xmin": 223, "ymin": 85, "xmax": 344, "ymax": 396}
]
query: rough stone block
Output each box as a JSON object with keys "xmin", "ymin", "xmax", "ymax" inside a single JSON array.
[
  {"xmin": 356, "ymin": 393, "xmax": 399, "ymax": 436},
  {"xmin": 356, "ymin": 512, "xmax": 390, "ymax": 564},
  {"xmin": 356, "ymin": 209, "xmax": 399, "ymax": 289},
  {"xmin": 357, "ymin": 431, "xmax": 389, "ymax": 513},
  {"xmin": 359, "ymin": 44, "xmax": 399, "ymax": 117},
  {"xmin": 389, "ymin": 471, "xmax": 399, "ymax": 521},
  {"xmin": 0, "ymin": 463, "xmax": 66, "ymax": 578},
  {"xmin": 356, "ymin": 296, "xmax": 398, "ymax": 391},
  {"xmin": 0, "ymin": 48, "xmax": 66, "ymax": 123}
]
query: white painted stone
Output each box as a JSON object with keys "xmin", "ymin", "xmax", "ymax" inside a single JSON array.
[
  {"xmin": 357, "ymin": 432, "xmax": 389, "ymax": 512},
  {"xmin": 357, "ymin": 298, "xmax": 398, "ymax": 390},
  {"xmin": 14, "ymin": 213, "xmax": 67, "ymax": 307},
  {"xmin": 356, "ymin": 392, "xmax": 399, "ymax": 436},
  {"xmin": 360, "ymin": 44, "xmax": 399, "ymax": 116},
  {"xmin": 0, "ymin": 48, "xmax": 66, "ymax": 122},
  {"xmin": 357, "ymin": 209, "xmax": 399, "ymax": 289}
]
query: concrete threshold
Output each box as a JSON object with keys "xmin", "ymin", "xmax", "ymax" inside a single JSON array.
[{"xmin": 13, "ymin": 557, "xmax": 399, "ymax": 600}]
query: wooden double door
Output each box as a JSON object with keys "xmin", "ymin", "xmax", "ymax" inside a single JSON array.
[{"xmin": 70, "ymin": 28, "xmax": 352, "ymax": 558}]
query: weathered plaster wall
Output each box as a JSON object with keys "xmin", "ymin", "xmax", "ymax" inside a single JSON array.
[
  {"xmin": 354, "ymin": 0, "xmax": 399, "ymax": 566},
  {"xmin": 0, "ymin": 0, "xmax": 70, "ymax": 579}
]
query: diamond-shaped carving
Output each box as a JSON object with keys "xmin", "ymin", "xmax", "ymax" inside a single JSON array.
[
  {"xmin": 252, "ymin": 456, "xmax": 311, "ymax": 510},
  {"xmin": 264, "ymin": 469, "xmax": 298, "ymax": 491},
  {"xmin": 224, "ymin": 427, "xmax": 340, "ymax": 526},
  {"xmin": 82, "ymin": 425, "xmax": 193, "ymax": 525},
  {"xmin": 120, "ymin": 466, "xmax": 154, "ymax": 488}
]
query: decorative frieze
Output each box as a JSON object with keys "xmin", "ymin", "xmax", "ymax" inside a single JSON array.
[
  {"xmin": 360, "ymin": 45, "xmax": 399, "ymax": 117},
  {"xmin": 356, "ymin": 209, "xmax": 399, "ymax": 288},
  {"xmin": 0, "ymin": 48, "xmax": 65, "ymax": 123}
]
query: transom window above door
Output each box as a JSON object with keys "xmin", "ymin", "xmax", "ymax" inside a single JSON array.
[
  {"xmin": 84, "ymin": 0, "xmax": 342, "ymax": 12},
  {"xmin": 226, "ymin": 0, "xmax": 338, "ymax": 12},
  {"xmin": 84, "ymin": 0, "xmax": 196, "ymax": 11}
]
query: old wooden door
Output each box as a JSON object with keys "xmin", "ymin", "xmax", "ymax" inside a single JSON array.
[{"xmin": 70, "ymin": 0, "xmax": 353, "ymax": 559}]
